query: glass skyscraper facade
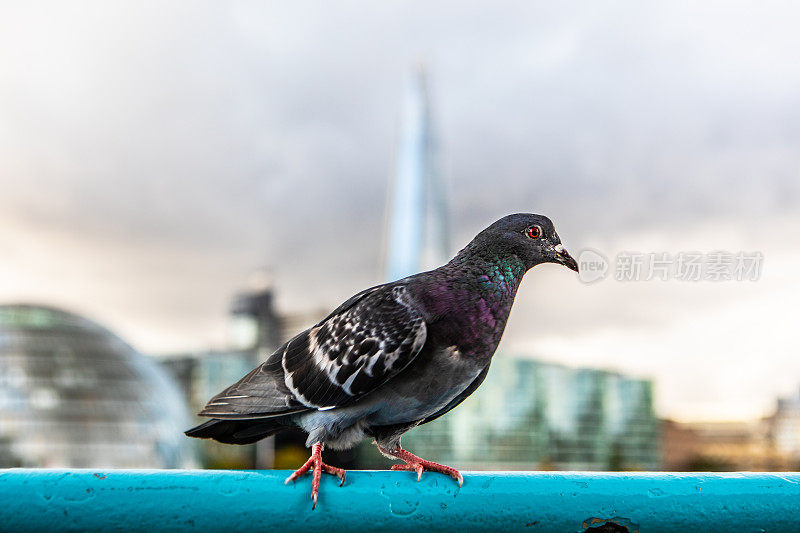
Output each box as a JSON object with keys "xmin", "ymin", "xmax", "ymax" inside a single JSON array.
[
  {"xmin": 0, "ymin": 304, "xmax": 194, "ymax": 468},
  {"xmin": 405, "ymin": 355, "xmax": 658, "ymax": 470},
  {"xmin": 385, "ymin": 66, "xmax": 449, "ymax": 281},
  {"xmin": 360, "ymin": 355, "xmax": 659, "ymax": 471}
]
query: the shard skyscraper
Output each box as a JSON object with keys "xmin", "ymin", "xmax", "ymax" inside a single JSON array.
[{"xmin": 385, "ymin": 66, "xmax": 450, "ymax": 282}]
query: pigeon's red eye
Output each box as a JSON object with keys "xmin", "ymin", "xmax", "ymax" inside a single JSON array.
[{"xmin": 526, "ymin": 226, "xmax": 542, "ymax": 239}]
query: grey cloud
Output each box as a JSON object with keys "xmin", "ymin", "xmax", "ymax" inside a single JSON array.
[{"xmin": 0, "ymin": 1, "xmax": 799, "ymax": 362}]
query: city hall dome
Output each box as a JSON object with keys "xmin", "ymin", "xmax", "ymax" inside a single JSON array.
[{"xmin": 0, "ymin": 304, "xmax": 194, "ymax": 468}]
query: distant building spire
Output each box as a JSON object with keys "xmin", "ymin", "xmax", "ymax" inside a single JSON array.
[{"xmin": 385, "ymin": 65, "xmax": 450, "ymax": 281}]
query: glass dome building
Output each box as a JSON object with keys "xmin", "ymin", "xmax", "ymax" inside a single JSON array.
[{"xmin": 0, "ymin": 304, "xmax": 194, "ymax": 468}]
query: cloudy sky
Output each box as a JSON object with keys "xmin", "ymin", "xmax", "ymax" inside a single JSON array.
[{"xmin": 1, "ymin": 1, "xmax": 799, "ymax": 421}]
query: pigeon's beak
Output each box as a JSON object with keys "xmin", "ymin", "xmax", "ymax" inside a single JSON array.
[{"xmin": 554, "ymin": 244, "xmax": 579, "ymax": 273}]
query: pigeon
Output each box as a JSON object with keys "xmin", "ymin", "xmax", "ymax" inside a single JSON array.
[{"xmin": 186, "ymin": 213, "xmax": 578, "ymax": 508}]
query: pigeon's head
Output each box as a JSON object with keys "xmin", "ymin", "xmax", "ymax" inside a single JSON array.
[{"xmin": 473, "ymin": 213, "xmax": 579, "ymax": 273}]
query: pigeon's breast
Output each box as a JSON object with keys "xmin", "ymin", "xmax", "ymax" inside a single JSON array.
[{"xmin": 437, "ymin": 288, "xmax": 517, "ymax": 358}]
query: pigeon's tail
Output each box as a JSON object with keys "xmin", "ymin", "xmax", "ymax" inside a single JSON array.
[{"xmin": 185, "ymin": 418, "xmax": 288, "ymax": 445}]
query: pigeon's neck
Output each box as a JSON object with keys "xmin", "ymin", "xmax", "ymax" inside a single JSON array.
[
  {"xmin": 419, "ymin": 251, "xmax": 527, "ymax": 358},
  {"xmin": 447, "ymin": 249, "xmax": 528, "ymax": 296},
  {"xmin": 471, "ymin": 254, "xmax": 527, "ymax": 295}
]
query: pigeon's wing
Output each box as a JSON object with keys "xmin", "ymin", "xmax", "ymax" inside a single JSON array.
[
  {"xmin": 199, "ymin": 284, "xmax": 427, "ymax": 418},
  {"xmin": 283, "ymin": 284, "xmax": 427, "ymax": 408}
]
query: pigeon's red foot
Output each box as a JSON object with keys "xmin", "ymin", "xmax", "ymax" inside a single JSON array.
[
  {"xmin": 284, "ymin": 442, "xmax": 346, "ymax": 509},
  {"xmin": 383, "ymin": 446, "xmax": 463, "ymax": 486}
]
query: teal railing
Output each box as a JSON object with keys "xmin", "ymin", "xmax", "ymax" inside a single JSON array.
[{"xmin": 1, "ymin": 469, "xmax": 799, "ymax": 532}]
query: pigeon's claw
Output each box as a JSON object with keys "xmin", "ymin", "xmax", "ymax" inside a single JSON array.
[
  {"xmin": 391, "ymin": 462, "xmax": 425, "ymax": 481},
  {"xmin": 383, "ymin": 447, "xmax": 464, "ymax": 487},
  {"xmin": 284, "ymin": 442, "xmax": 346, "ymax": 510}
]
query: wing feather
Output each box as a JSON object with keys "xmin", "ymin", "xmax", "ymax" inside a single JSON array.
[
  {"xmin": 283, "ymin": 285, "xmax": 426, "ymax": 408},
  {"xmin": 197, "ymin": 351, "xmax": 306, "ymax": 419},
  {"xmin": 198, "ymin": 284, "xmax": 427, "ymax": 418}
]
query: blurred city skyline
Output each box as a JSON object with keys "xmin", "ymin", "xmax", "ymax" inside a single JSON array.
[{"xmin": 1, "ymin": 2, "xmax": 799, "ymax": 423}]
